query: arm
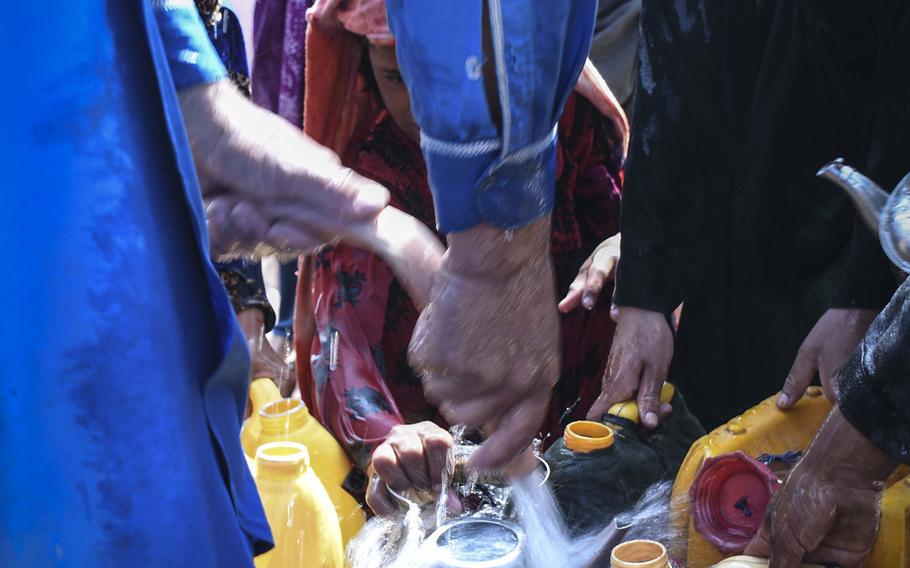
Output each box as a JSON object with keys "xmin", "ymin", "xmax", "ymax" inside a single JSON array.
[
  {"xmin": 588, "ymin": 0, "xmax": 711, "ymax": 427},
  {"xmin": 387, "ymin": 0, "xmax": 598, "ymax": 471}
]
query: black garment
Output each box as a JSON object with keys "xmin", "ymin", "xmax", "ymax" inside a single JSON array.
[
  {"xmin": 840, "ymin": 277, "xmax": 910, "ymax": 465},
  {"xmin": 835, "ymin": 2, "xmax": 910, "ymax": 465},
  {"xmin": 616, "ymin": 1, "xmax": 887, "ymax": 427}
]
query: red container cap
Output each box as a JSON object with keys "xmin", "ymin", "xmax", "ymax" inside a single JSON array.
[{"xmin": 690, "ymin": 451, "xmax": 780, "ymax": 554}]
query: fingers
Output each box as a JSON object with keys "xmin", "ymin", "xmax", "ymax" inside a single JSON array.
[
  {"xmin": 469, "ymin": 394, "xmax": 547, "ymax": 471},
  {"xmin": 365, "ymin": 469, "xmax": 399, "ymax": 517},
  {"xmin": 558, "ymin": 271, "xmax": 586, "ymax": 313},
  {"xmin": 582, "ymin": 263, "xmax": 608, "ymax": 311},
  {"xmin": 586, "ymin": 347, "xmax": 641, "ymax": 421},
  {"xmin": 778, "ymin": 345, "xmax": 817, "ymax": 409},
  {"xmin": 371, "ymin": 442, "xmax": 411, "ymax": 492},
  {"xmin": 637, "ymin": 365, "xmax": 663, "ymax": 430},
  {"xmin": 422, "ymin": 428, "xmax": 454, "ymax": 492},
  {"xmin": 744, "ymin": 512, "xmax": 773, "ymax": 558}
]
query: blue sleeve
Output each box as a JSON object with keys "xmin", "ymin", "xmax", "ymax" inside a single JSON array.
[
  {"xmin": 153, "ymin": 0, "xmax": 227, "ymax": 90},
  {"xmin": 386, "ymin": 0, "xmax": 596, "ymax": 233}
]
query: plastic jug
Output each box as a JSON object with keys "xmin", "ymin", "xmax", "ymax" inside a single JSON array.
[
  {"xmin": 251, "ymin": 396, "xmax": 365, "ymax": 544},
  {"xmin": 252, "ymin": 442, "xmax": 344, "ymax": 568},
  {"xmin": 611, "ymin": 540, "xmax": 670, "ymax": 568},
  {"xmin": 671, "ymin": 387, "xmax": 832, "ymax": 567},
  {"xmin": 709, "ymin": 556, "xmax": 821, "ymax": 568},
  {"xmin": 674, "ymin": 388, "xmax": 910, "ymax": 567},
  {"xmin": 242, "ymin": 378, "xmax": 283, "ymax": 458},
  {"xmin": 544, "ymin": 383, "xmax": 704, "ymax": 535},
  {"xmin": 866, "ymin": 474, "xmax": 910, "ymax": 567}
]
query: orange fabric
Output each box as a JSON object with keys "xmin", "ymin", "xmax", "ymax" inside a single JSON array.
[{"xmin": 303, "ymin": 0, "xmax": 390, "ymax": 155}]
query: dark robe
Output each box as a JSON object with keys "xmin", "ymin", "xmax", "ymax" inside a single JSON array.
[{"xmin": 616, "ymin": 0, "xmax": 904, "ymax": 427}]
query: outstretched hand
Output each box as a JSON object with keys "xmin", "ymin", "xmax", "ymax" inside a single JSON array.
[
  {"xmin": 777, "ymin": 308, "xmax": 877, "ymax": 409},
  {"xmin": 558, "ymin": 234, "xmax": 620, "ymax": 313},
  {"xmin": 586, "ymin": 306, "xmax": 673, "ymax": 429}
]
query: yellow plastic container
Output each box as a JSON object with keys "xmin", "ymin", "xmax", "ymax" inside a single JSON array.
[
  {"xmin": 242, "ymin": 378, "xmax": 283, "ymax": 458},
  {"xmin": 563, "ymin": 420, "xmax": 615, "ymax": 453},
  {"xmin": 252, "ymin": 442, "xmax": 344, "ymax": 568},
  {"xmin": 673, "ymin": 388, "xmax": 910, "ymax": 567},
  {"xmin": 611, "ymin": 540, "xmax": 669, "ymax": 568},
  {"xmin": 671, "ymin": 387, "xmax": 832, "ymax": 567},
  {"xmin": 245, "ymin": 392, "xmax": 365, "ymax": 545},
  {"xmin": 710, "ymin": 556, "xmax": 821, "ymax": 567},
  {"xmin": 866, "ymin": 474, "xmax": 910, "ymax": 567}
]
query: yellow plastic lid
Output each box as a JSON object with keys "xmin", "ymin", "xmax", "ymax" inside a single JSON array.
[{"xmin": 564, "ymin": 421, "xmax": 614, "ymax": 453}]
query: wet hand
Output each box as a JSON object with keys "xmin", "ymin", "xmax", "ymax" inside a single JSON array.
[
  {"xmin": 745, "ymin": 408, "xmax": 895, "ymax": 567},
  {"xmin": 586, "ymin": 306, "xmax": 673, "ymax": 429},
  {"xmin": 558, "ymin": 234, "xmax": 620, "ymax": 312},
  {"xmin": 366, "ymin": 422, "xmax": 461, "ymax": 517},
  {"xmin": 777, "ymin": 308, "xmax": 878, "ymax": 408},
  {"xmin": 409, "ymin": 219, "xmax": 559, "ymax": 472}
]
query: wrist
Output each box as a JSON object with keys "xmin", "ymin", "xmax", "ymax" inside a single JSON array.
[
  {"xmin": 445, "ymin": 218, "xmax": 550, "ymax": 278},
  {"xmin": 805, "ymin": 407, "xmax": 897, "ymax": 484}
]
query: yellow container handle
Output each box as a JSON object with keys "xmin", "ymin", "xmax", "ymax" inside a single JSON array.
[
  {"xmin": 607, "ymin": 383, "xmax": 676, "ymax": 424},
  {"xmin": 249, "ymin": 377, "xmax": 282, "ymax": 415}
]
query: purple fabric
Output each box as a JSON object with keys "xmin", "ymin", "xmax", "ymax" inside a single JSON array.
[{"xmin": 251, "ymin": 0, "xmax": 311, "ymax": 125}]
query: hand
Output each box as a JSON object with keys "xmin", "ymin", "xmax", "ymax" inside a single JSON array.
[
  {"xmin": 180, "ymin": 81, "xmax": 443, "ymax": 308},
  {"xmin": 778, "ymin": 308, "xmax": 878, "ymax": 408},
  {"xmin": 745, "ymin": 407, "xmax": 896, "ymax": 567},
  {"xmin": 410, "ymin": 219, "xmax": 560, "ymax": 471},
  {"xmin": 180, "ymin": 81, "xmax": 390, "ymax": 258},
  {"xmin": 236, "ymin": 308, "xmax": 294, "ymax": 396},
  {"xmin": 586, "ymin": 306, "xmax": 673, "ymax": 429},
  {"xmin": 366, "ymin": 422, "xmax": 461, "ymax": 517},
  {"xmin": 558, "ymin": 234, "xmax": 620, "ymax": 312}
]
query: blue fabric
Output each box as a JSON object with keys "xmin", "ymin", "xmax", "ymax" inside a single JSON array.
[
  {"xmin": 154, "ymin": 0, "xmax": 227, "ymax": 89},
  {"xmin": 386, "ymin": 0, "xmax": 597, "ymax": 233},
  {"xmin": 0, "ymin": 2, "xmax": 271, "ymax": 566}
]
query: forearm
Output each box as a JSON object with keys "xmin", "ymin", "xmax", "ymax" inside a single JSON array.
[
  {"xmin": 177, "ymin": 80, "xmax": 346, "ymax": 202},
  {"xmin": 445, "ymin": 218, "xmax": 551, "ymax": 278},
  {"xmin": 807, "ymin": 407, "xmax": 896, "ymax": 484},
  {"xmin": 838, "ymin": 277, "xmax": 910, "ymax": 464}
]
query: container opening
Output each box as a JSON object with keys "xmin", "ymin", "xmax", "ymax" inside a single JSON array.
[
  {"xmin": 564, "ymin": 420, "xmax": 615, "ymax": 453},
  {"xmin": 436, "ymin": 520, "xmax": 519, "ymax": 562},
  {"xmin": 612, "ymin": 540, "xmax": 666, "ymax": 564},
  {"xmin": 567, "ymin": 421, "xmax": 613, "ymax": 440},
  {"xmin": 256, "ymin": 441, "xmax": 309, "ymax": 463},
  {"xmin": 261, "ymin": 398, "xmax": 302, "ymax": 417}
]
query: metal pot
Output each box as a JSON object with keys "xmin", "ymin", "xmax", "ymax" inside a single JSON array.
[{"xmin": 423, "ymin": 518, "xmax": 526, "ymax": 568}]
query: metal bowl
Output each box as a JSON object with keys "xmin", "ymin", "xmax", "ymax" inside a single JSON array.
[{"xmin": 424, "ymin": 518, "xmax": 526, "ymax": 568}]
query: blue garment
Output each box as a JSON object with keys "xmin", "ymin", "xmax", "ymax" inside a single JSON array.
[
  {"xmin": 386, "ymin": 0, "xmax": 597, "ymax": 233},
  {"xmin": 0, "ymin": 2, "xmax": 271, "ymax": 566},
  {"xmin": 154, "ymin": 0, "xmax": 228, "ymax": 88}
]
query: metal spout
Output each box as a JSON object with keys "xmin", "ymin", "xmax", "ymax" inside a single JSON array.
[{"xmin": 817, "ymin": 158, "xmax": 889, "ymax": 235}]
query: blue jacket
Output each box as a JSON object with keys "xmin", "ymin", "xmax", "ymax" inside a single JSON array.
[
  {"xmin": 0, "ymin": 2, "xmax": 271, "ymax": 565},
  {"xmin": 386, "ymin": 0, "xmax": 597, "ymax": 233}
]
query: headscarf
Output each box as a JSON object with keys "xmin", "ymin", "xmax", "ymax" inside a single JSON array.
[
  {"xmin": 303, "ymin": 0, "xmax": 628, "ymax": 157},
  {"xmin": 303, "ymin": 0, "xmax": 393, "ymax": 155}
]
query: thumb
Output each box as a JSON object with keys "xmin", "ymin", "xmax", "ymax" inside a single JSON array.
[
  {"xmin": 778, "ymin": 347, "xmax": 817, "ymax": 409},
  {"xmin": 469, "ymin": 395, "xmax": 545, "ymax": 472},
  {"xmin": 637, "ymin": 368, "xmax": 662, "ymax": 430}
]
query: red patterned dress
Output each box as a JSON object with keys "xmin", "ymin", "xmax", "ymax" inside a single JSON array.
[{"xmin": 307, "ymin": 93, "xmax": 623, "ymax": 470}]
